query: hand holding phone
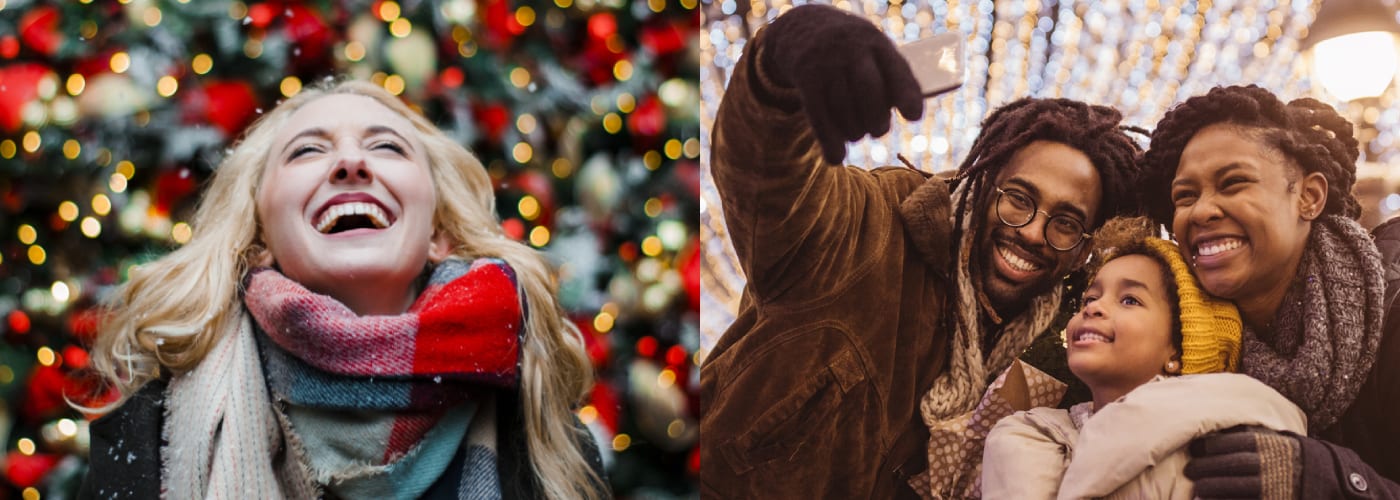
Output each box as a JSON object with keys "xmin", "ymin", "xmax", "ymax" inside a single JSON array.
[{"xmin": 897, "ymin": 33, "xmax": 966, "ymax": 98}]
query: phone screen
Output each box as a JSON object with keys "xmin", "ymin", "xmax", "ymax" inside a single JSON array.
[{"xmin": 897, "ymin": 33, "xmax": 965, "ymax": 98}]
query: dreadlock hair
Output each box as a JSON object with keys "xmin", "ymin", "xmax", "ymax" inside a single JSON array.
[
  {"xmin": 1083, "ymin": 216, "xmax": 1183, "ymax": 351},
  {"xmin": 947, "ymin": 98, "xmax": 1144, "ymax": 257},
  {"xmin": 1142, "ymin": 84, "xmax": 1362, "ymax": 226}
]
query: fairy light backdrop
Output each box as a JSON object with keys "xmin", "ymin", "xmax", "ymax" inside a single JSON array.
[{"xmin": 699, "ymin": 0, "xmax": 1400, "ymax": 356}]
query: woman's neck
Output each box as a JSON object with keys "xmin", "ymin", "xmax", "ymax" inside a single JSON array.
[{"xmin": 1238, "ymin": 234, "xmax": 1309, "ymax": 334}]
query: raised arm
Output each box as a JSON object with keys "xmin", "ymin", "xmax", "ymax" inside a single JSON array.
[{"xmin": 711, "ymin": 5, "xmax": 925, "ymax": 296}]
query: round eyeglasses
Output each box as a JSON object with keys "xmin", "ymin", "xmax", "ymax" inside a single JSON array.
[{"xmin": 994, "ymin": 187, "xmax": 1092, "ymax": 251}]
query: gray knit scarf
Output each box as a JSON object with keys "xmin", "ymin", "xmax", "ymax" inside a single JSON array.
[{"xmin": 1240, "ymin": 214, "xmax": 1384, "ymax": 433}]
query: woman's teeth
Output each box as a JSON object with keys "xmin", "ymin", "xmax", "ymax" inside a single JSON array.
[
  {"xmin": 1196, "ymin": 238, "xmax": 1243, "ymax": 257},
  {"xmin": 315, "ymin": 202, "xmax": 390, "ymax": 233},
  {"xmin": 999, "ymin": 245, "xmax": 1041, "ymax": 272}
]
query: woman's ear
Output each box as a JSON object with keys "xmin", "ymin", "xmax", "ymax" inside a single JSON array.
[
  {"xmin": 428, "ymin": 231, "xmax": 454, "ymax": 263},
  {"xmin": 1297, "ymin": 171, "xmax": 1328, "ymax": 221}
]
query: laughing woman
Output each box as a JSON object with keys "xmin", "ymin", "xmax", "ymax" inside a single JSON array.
[
  {"xmin": 1141, "ymin": 85, "xmax": 1400, "ymax": 498},
  {"xmin": 77, "ymin": 81, "xmax": 607, "ymax": 499}
]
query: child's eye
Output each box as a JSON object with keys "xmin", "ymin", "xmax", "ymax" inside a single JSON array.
[
  {"xmin": 1081, "ymin": 294, "xmax": 1099, "ymax": 304},
  {"xmin": 1121, "ymin": 295, "xmax": 1142, "ymax": 306}
]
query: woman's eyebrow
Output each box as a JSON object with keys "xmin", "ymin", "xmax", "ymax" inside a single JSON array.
[
  {"xmin": 280, "ymin": 127, "xmax": 331, "ymax": 156},
  {"xmin": 364, "ymin": 125, "xmax": 417, "ymax": 152}
]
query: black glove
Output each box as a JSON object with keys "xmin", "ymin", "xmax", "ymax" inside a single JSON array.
[
  {"xmin": 1184, "ymin": 425, "xmax": 1302, "ymax": 500},
  {"xmin": 759, "ymin": 4, "xmax": 924, "ymax": 164}
]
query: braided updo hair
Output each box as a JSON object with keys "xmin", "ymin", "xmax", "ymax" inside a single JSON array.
[
  {"xmin": 947, "ymin": 98, "xmax": 1145, "ymax": 254},
  {"xmin": 1141, "ymin": 85, "xmax": 1361, "ymax": 226}
]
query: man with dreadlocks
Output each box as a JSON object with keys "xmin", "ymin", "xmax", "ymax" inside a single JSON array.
[
  {"xmin": 699, "ymin": 5, "xmax": 1142, "ymax": 498},
  {"xmin": 1141, "ymin": 84, "xmax": 1400, "ymax": 498}
]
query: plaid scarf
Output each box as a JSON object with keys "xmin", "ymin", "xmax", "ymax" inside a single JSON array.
[{"xmin": 162, "ymin": 257, "xmax": 523, "ymax": 499}]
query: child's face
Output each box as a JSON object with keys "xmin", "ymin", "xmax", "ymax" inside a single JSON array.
[
  {"xmin": 1066, "ymin": 254, "xmax": 1178, "ymax": 393},
  {"xmin": 256, "ymin": 93, "xmax": 445, "ymax": 314}
]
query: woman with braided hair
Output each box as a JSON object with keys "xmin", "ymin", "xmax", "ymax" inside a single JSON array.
[
  {"xmin": 1141, "ymin": 84, "xmax": 1400, "ymax": 498},
  {"xmin": 701, "ymin": 5, "xmax": 1143, "ymax": 498},
  {"xmin": 77, "ymin": 81, "xmax": 608, "ymax": 499}
]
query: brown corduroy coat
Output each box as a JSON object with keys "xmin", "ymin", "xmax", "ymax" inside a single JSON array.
[{"xmin": 699, "ymin": 27, "xmax": 963, "ymax": 499}]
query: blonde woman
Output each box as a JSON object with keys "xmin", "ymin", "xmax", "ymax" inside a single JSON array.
[{"xmin": 77, "ymin": 80, "xmax": 608, "ymax": 499}]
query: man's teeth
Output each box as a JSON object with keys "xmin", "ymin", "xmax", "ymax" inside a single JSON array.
[
  {"xmin": 999, "ymin": 245, "xmax": 1041, "ymax": 272},
  {"xmin": 1197, "ymin": 238, "xmax": 1244, "ymax": 257},
  {"xmin": 1078, "ymin": 332, "xmax": 1113, "ymax": 343},
  {"xmin": 315, "ymin": 202, "xmax": 390, "ymax": 233}
]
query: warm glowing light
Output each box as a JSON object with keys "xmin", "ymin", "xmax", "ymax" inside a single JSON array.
[
  {"xmin": 684, "ymin": 138, "xmax": 700, "ymax": 158},
  {"xmin": 192, "ymin": 53, "xmax": 213, "ymax": 74},
  {"xmin": 143, "ymin": 6, "xmax": 163, "ymax": 26},
  {"xmin": 555, "ymin": 0, "xmax": 573, "ymax": 8},
  {"xmin": 157, "ymin": 75, "xmax": 179, "ymax": 97},
  {"xmin": 383, "ymin": 74, "xmax": 406, "ymax": 95},
  {"xmin": 22, "ymin": 131, "xmax": 40, "ymax": 152},
  {"xmin": 509, "ymin": 67, "xmax": 530, "ymax": 88},
  {"xmin": 81, "ymin": 217, "xmax": 101, "ymax": 238},
  {"xmin": 649, "ymin": 0, "xmax": 665, "ymax": 12},
  {"xmin": 613, "ymin": 60, "xmax": 634, "ymax": 81},
  {"xmin": 0, "ymin": 140, "xmax": 14, "ymax": 158},
  {"xmin": 643, "ymin": 151, "xmax": 662, "ymax": 170},
  {"xmin": 551, "ymin": 158, "xmax": 573, "ymax": 178},
  {"xmin": 644, "ymin": 198, "xmax": 663, "ymax": 218},
  {"xmin": 110, "ymin": 173, "xmax": 128, "ymax": 193},
  {"xmin": 529, "ymin": 226, "xmax": 550, "ymax": 247},
  {"xmin": 57, "ymin": 419, "xmax": 76, "ymax": 437},
  {"xmin": 612, "ymin": 434, "xmax": 631, "ymax": 451},
  {"xmin": 244, "ymin": 39, "xmax": 263, "ymax": 58},
  {"xmin": 344, "ymin": 41, "xmax": 366, "ymax": 62},
  {"xmin": 642, "ymin": 236, "xmax": 663, "ymax": 256},
  {"xmin": 616, "ymin": 93, "xmax": 635, "ymax": 113},
  {"xmin": 58, "ymin": 201, "xmax": 79, "ymax": 221},
  {"xmin": 516, "ymin": 114, "xmax": 537, "ymax": 134},
  {"xmin": 578, "ymin": 405, "xmax": 598, "ymax": 424},
  {"xmin": 1312, "ymin": 31, "xmax": 1400, "ymax": 101},
  {"xmin": 664, "ymin": 139, "xmax": 683, "ymax": 159},
  {"xmin": 21, "ymin": 487, "xmax": 38, "ymax": 500},
  {"xmin": 594, "ymin": 311, "xmax": 615, "ymax": 332},
  {"xmin": 110, "ymin": 52, "xmax": 131, "ymax": 73},
  {"xmin": 50, "ymin": 282, "xmax": 69, "ymax": 303},
  {"xmin": 280, "ymin": 76, "xmax": 302, "ymax": 97},
  {"xmin": 18, "ymin": 225, "xmax": 36, "ymax": 244},
  {"xmin": 116, "ymin": 160, "xmax": 135, "ymax": 179},
  {"xmin": 66, "ymin": 74, "xmax": 85, "ymax": 95},
  {"xmin": 37, "ymin": 346, "xmax": 57, "ymax": 366},
  {"xmin": 172, "ymin": 222, "xmax": 192, "ymax": 244},
  {"xmin": 658, "ymin": 368, "xmax": 676, "ymax": 388},
  {"xmin": 378, "ymin": 1, "xmax": 401, "ymax": 21},
  {"xmin": 17, "ymin": 438, "xmax": 35, "ymax": 455},
  {"xmin": 389, "ymin": 18, "xmax": 412, "ymax": 37},
  {"xmin": 28, "ymin": 246, "xmax": 45, "ymax": 265},
  {"xmin": 515, "ymin": 6, "xmax": 536, "ymax": 27},
  {"xmin": 667, "ymin": 419, "xmax": 685, "ymax": 437},
  {"xmin": 512, "ymin": 142, "xmax": 533, "ymax": 163},
  {"xmin": 518, "ymin": 196, "xmax": 541, "ymax": 220},
  {"xmin": 92, "ymin": 194, "xmax": 112, "ymax": 215},
  {"xmin": 603, "ymin": 113, "xmax": 622, "ymax": 134},
  {"xmin": 62, "ymin": 139, "xmax": 80, "ymax": 159}
]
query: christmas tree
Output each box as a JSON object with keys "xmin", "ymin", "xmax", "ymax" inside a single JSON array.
[{"xmin": 0, "ymin": 0, "xmax": 700, "ymax": 496}]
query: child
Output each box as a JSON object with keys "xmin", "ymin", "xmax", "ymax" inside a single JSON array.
[
  {"xmin": 78, "ymin": 81, "xmax": 608, "ymax": 499},
  {"xmin": 981, "ymin": 217, "xmax": 1305, "ymax": 499}
]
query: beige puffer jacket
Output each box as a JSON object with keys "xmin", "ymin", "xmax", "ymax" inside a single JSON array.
[{"xmin": 982, "ymin": 373, "xmax": 1306, "ymax": 500}]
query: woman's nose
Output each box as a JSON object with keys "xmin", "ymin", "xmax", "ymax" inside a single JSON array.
[{"xmin": 330, "ymin": 145, "xmax": 371, "ymax": 184}]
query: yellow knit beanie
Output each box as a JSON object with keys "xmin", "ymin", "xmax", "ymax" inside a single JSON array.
[{"xmin": 1139, "ymin": 238, "xmax": 1242, "ymax": 374}]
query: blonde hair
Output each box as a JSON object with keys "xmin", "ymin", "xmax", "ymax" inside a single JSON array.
[{"xmin": 88, "ymin": 80, "xmax": 605, "ymax": 498}]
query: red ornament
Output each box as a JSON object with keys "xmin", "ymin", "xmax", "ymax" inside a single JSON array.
[
  {"xmin": 0, "ymin": 63, "xmax": 50, "ymax": 133},
  {"xmin": 588, "ymin": 382, "xmax": 621, "ymax": 433},
  {"xmin": 474, "ymin": 103, "xmax": 511, "ymax": 144},
  {"xmin": 184, "ymin": 81, "xmax": 260, "ymax": 136},
  {"xmin": 18, "ymin": 6, "xmax": 62, "ymax": 57},
  {"xmin": 501, "ymin": 218, "xmax": 525, "ymax": 241},
  {"xmin": 8, "ymin": 310, "xmax": 31, "ymax": 335},
  {"xmin": 5, "ymin": 452, "xmax": 61, "ymax": 488},
  {"xmin": 636, "ymin": 336, "xmax": 658, "ymax": 358},
  {"xmin": 22, "ymin": 365, "xmax": 69, "ymax": 423},
  {"xmin": 247, "ymin": 2, "xmax": 279, "ymax": 28},
  {"xmin": 574, "ymin": 316, "xmax": 609, "ymax": 370},
  {"xmin": 63, "ymin": 346, "xmax": 90, "ymax": 371},
  {"xmin": 481, "ymin": 0, "xmax": 523, "ymax": 48},
  {"xmin": 0, "ymin": 36, "xmax": 19, "ymax": 59},
  {"xmin": 66, "ymin": 308, "xmax": 100, "ymax": 345},
  {"xmin": 640, "ymin": 21, "xmax": 687, "ymax": 57},
  {"xmin": 283, "ymin": 4, "xmax": 334, "ymax": 70},
  {"xmin": 627, "ymin": 95, "xmax": 666, "ymax": 147},
  {"xmin": 154, "ymin": 167, "xmax": 198, "ymax": 216},
  {"xmin": 682, "ymin": 239, "xmax": 699, "ymax": 313}
]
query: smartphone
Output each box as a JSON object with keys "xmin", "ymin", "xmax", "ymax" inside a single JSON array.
[{"xmin": 897, "ymin": 32, "xmax": 965, "ymax": 98}]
